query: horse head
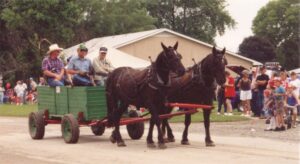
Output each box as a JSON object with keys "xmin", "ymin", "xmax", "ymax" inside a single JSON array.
[
  {"xmin": 199, "ymin": 46, "xmax": 227, "ymax": 85},
  {"xmin": 211, "ymin": 46, "xmax": 227, "ymax": 85},
  {"xmin": 160, "ymin": 42, "xmax": 185, "ymax": 76}
]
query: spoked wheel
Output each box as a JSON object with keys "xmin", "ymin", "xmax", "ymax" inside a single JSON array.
[
  {"xmin": 126, "ymin": 110, "xmax": 144, "ymax": 140},
  {"xmin": 61, "ymin": 114, "xmax": 79, "ymax": 143},
  {"xmin": 91, "ymin": 125, "xmax": 105, "ymax": 136},
  {"xmin": 28, "ymin": 110, "xmax": 45, "ymax": 139}
]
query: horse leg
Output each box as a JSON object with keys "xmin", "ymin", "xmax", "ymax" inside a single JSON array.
[
  {"xmin": 153, "ymin": 110, "xmax": 166, "ymax": 149},
  {"xmin": 117, "ymin": 103, "xmax": 129, "ymax": 146},
  {"xmin": 112, "ymin": 103, "xmax": 127, "ymax": 147},
  {"xmin": 147, "ymin": 118, "xmax": 156, "ymax": 148},
  {"xmin": 203, "ymin": 109, "xmax": 215, "ymax": 146},
  {"xmin": 161, "ymin": 119, "xmax": 166, "ymax": 138},
  {"xmin": 164, "ymin": 119, "xmax": 175, "ymax": 142},
  {"xmin": 181, "ymin": 112, "xmax": 191, "ymax": 145}
]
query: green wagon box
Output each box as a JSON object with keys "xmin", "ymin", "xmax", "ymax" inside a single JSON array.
[
  {"xmin": 37, "ymin": 86, "xmax": 56, "ymax": 114},
  {"xmin": 55, "ymin": 87, "xmax": 69, "ymax": 115},
  {"xmin": 68, "ymin": 86, "xmax": 107, "ymax": 121}
]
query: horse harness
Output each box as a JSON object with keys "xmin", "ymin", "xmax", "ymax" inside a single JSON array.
[{"xmin": 115, "ymin": 64, "xmax": 171, "ymax": 103}]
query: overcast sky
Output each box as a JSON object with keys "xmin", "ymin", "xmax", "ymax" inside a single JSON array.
[{"xmin": 215, "ymin": 0, "xmax": 270, "ymax": 53}]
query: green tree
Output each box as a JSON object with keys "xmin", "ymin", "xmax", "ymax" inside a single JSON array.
[
  {"xmin": 146, "ymin": 0, "xmax": 235, "ymax": 43},
  {"xmin": 81, "ymin": 0, "xmax": 156, "ymax": 37},
  {"xmin": 0, "ymin": 0, "xmax": 156, "ymax": 82},
  {"xmin": 238, "ymin": 36, "xmax": 276, "ymax": 64},
  {"xmin": 252, "ymin": 0, "xmax": 299, "ymax": 69},
  {"xmin": 0, "ymin": 0, "xmax": 84, "ymax": 81}
]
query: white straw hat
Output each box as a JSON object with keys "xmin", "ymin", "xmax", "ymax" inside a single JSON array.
[{"xmin": 47, "ymin": 44, "xmax": 63, "ymax": 54}]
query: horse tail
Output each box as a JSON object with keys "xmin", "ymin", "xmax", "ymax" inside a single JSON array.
[{"xmin": 105, "ymin": 72, "xmax": 115, "ymax": 127}]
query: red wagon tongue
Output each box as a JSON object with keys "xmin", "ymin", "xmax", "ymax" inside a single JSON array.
[{"xmin": 165, "ymin": 103, "xmax": 212, "ymax": 109}]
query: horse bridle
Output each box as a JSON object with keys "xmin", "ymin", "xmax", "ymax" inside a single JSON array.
[
  {"xmin": 160, "ymin": 48, "xmax": 182, "ymax": 71},
  {"xmin": 192, "ymin": 54, "xmax": 226, "ymax": 85}
]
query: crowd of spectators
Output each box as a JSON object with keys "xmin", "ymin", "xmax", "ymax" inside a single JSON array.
[
  {"xmin": 217, "ymin": 66, "xmax": 300, "ymax": 131},
  {"xmin": 0, "ymin": 77, "xmax": 45, "ymax": 105}
]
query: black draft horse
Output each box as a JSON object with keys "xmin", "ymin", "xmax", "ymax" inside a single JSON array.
[
  {"xmin": 106, "ymin": 42, "xmax": 185, "ymax": 148},
  {"xmin": 162, "ymin": 46, "xmax": 227, "ymax": 146}
]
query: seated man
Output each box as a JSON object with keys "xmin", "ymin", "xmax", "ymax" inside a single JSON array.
[
  {"xmin": 41, "ymin": 44, "xmax": 65, "ymax": 86},
  {"xmin": 92, "ymin": 46, "xmax": 114, "ymax": 86},
  {"xmin": 67, "ymin": 44, "xmax": 95, "ymax": 86}
]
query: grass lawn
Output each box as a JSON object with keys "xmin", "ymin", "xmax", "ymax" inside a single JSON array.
[
  {"xmin": 0, "ymin": 103, "xmax": 249, "ymax": 122},
  {"xmin": 169, "ymin": 109, "xmax": 250, "ymax": 123},
  {"xmin": 0, "ymin": 104, "xmax": 37, "ymax": 117}
]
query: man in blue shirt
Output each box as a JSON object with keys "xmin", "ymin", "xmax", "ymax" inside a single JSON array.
[{"xmin": 67, "ymin": 44, "xmax": 95, "ymax": 86}]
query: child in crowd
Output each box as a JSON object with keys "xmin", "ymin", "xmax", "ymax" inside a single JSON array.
[
  {"xmin": 26, "ymin": 91, "xmax": 34, "ymax": 104},
  {"xmin": 284, "ymin": 85, "xmax": 299, "ymax": 128},
  {"xmin": 264, "ymin": 80, "xmax": 276, "ymax": 131},
  {"xmin": 274, "ymin": 78, "xmax": 286, "ymax": 131}
]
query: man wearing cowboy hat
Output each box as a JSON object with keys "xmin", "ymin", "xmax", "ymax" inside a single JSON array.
[
  {"xmin": 67, "ymin": 44, "xmax": 95, "ymax": 86},
  {"xmin": 41, "ymin": 44, "xmax": 65, "ymax": 86},
  {"xmin": 92, "ymin": 46, "xmax": 114, "ymax": 86}
]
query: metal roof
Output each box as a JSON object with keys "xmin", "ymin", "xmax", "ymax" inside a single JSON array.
[
  {"xmin": 63, "ymin": 28, "xmax": 262, "ymax": 67},
  {"xmin": 107, "ymin": 28, "xmax": 262, "ymax": 65}
]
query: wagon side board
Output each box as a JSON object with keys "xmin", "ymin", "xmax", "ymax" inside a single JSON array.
[{"xmin": 37, "ymin": 86, "xmax": 107, "ymax": 121}]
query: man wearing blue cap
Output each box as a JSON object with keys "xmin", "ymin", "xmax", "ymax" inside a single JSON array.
[{"xmin": 67, "ymin": 44, "xmax": 95, "ymax": 86}]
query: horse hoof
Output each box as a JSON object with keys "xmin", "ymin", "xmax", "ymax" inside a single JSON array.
[
  {"xmin": 181, "ymin": 140, "xmax": 190, "ymax": 145},
  {"xmin": 205, "ymin": 141, "xmax": 215, "ymax": 147},
  {"xmin": 163, "ymin": 138, "xmax": 169, "ymax": 143},
  {"xmin": 117, "ymin": 141, "xmax": 126, "ymax": 147},
  {"xmin": 147, "ymin": 143, "xmax": 156, "ymax": 148},
  {"xmin": 168, "ymin": 138, "xmax": 175, "ymax": 142},
  {"xmin": 110, "ymin": 135, "xmax": 116, "ymax": 144},
  {"xmin": 158, "ymin": 143, "xmax": 167, "ymax": 149}
]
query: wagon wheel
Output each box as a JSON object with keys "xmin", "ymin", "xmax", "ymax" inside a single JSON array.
[
  {"xmin": 91, "ymin": 125, "xmax": 105, "ymax": 136},
  {"xmin": 28, "ymin": 110, "xmax": 45, "ymax": 139},
  {"xmin": 61, "ymin": 114, "xmax": 80, "ymax": 143},
  {"xmin": 126, "ymin": 110, "xmax": 144, "ymax": 140}
]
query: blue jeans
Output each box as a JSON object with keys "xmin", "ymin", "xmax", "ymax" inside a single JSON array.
[
  {"xmin": 47, "ymin": 78, "xmax": 64, "ymax": 87},
  {"xmin": 73, "ymin": 75, "xmax": 93, "ymax": 86},
  {"xmin": 0, "ymin": 92, "xmax": 3, "ymax": 104},
  {"xmin": 251, "ymin": 90, "xmax": 259, "ymax": 116},
  {"xmin": 217, "ymin": 91, "xmax": 226, "ymax": 113},
  {"xmin": 257, "ymin": 90, "xmax": 264, "ymax": 116}
]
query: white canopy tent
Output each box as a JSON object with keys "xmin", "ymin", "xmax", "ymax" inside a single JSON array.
[
  {"xmin": 62, "ymin": 42, "xmax": 150, "ymax": 68},
  {"xmin": 289, "ymin": 68, "xmax": 300, "ymax": 74}
]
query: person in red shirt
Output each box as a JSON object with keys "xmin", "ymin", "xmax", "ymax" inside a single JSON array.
[{"xmin": 224, "ymin": 71, "xmax": 235, "ymax": 115}]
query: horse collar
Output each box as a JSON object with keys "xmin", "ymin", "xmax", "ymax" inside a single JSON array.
[{"xmin": 147, "ymin": 66, "xmax": 171, "ymax": 90}]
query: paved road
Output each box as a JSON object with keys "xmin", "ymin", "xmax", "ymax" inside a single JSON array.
[{"xmin": 0, "ymin": 117, "xmax": 299, "ymax": 164}]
